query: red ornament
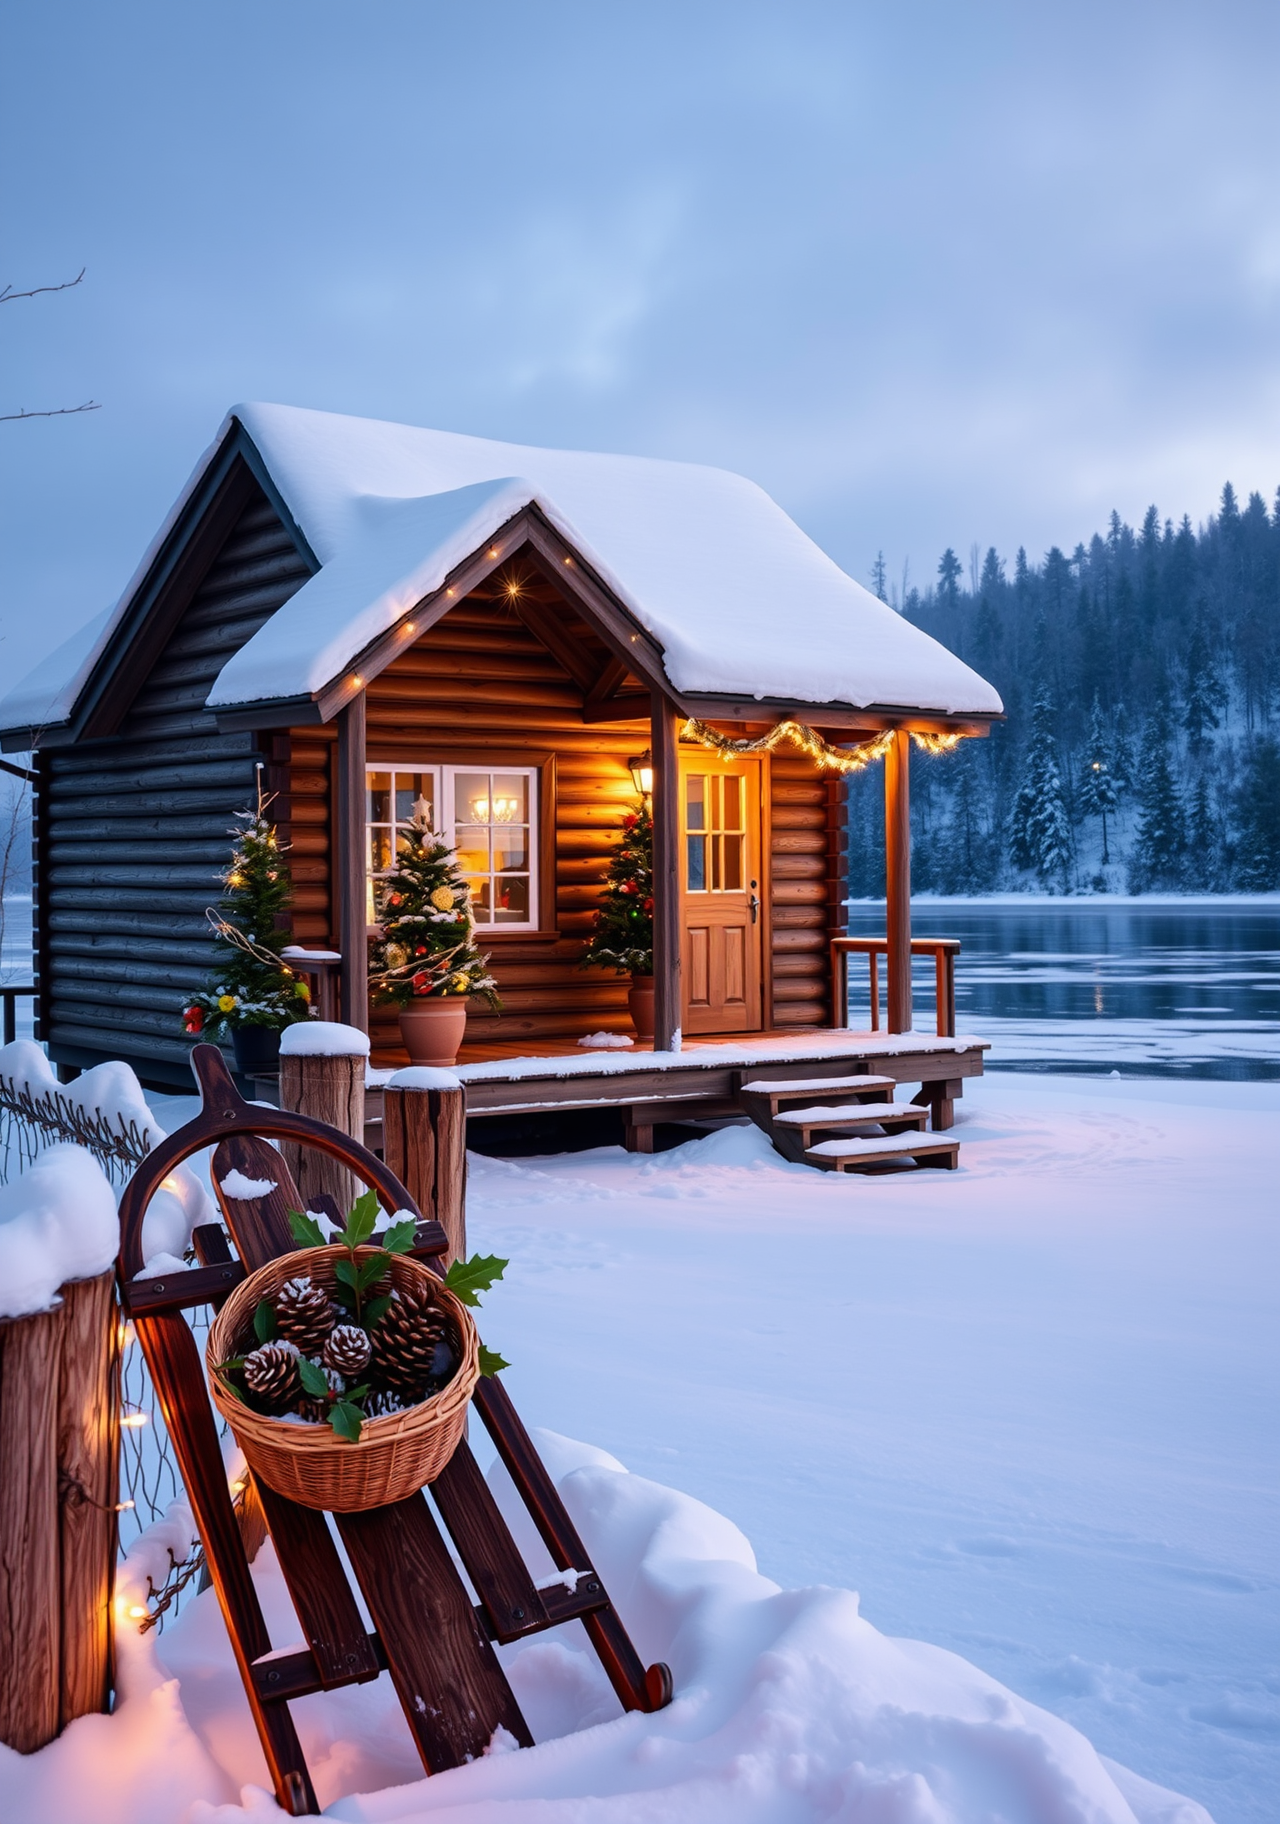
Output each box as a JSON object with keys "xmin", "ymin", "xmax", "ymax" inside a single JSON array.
[{"xmin": 643, "ymin": 896, "xmax": 654, "ymax": 913}]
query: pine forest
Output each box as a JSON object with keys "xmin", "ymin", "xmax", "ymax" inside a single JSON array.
[{"xmin": 850, "ymin": 482, "xmax": 1280, "ymax": 896}]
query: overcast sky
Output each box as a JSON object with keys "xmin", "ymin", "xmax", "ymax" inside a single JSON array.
[{"xmin": 2, "ymin": 1, "xmax": 1278, "ymax": 686}]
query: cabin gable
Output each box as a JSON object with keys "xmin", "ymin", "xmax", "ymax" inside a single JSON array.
[{"xmin": 36, "ymin": 477, "xmax": 315, "ymax": 1087}]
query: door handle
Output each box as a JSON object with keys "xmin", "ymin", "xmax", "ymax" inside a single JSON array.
[{"xmin": 749, "ymin": 881, "xmax": 759, "ymax": 924}]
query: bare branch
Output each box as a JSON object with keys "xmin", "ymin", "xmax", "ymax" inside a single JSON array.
[
  {"xmin": 0, "ymin": 401, "xmax": 101, "ymax": 423},
  {"xmin": 0, "ymin": 268, "xmax": 86, "ymax": 306}
]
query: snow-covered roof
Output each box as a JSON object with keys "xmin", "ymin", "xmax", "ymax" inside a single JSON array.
[{"xmin": 0, "ymin": 403, "xmax": 1002, "ymax": 735}]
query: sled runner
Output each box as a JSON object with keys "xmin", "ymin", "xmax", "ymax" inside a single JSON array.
[{"xmin": 117, "ymin": 1043, "xmax": 672, "ymax": 1817}]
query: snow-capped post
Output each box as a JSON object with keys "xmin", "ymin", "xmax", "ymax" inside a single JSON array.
[
  {"xmin": 336, "ymin": 690, "xmax": 368, "ymax": 1032},
  {"xmin": 649, "ymin": 690, "xmax": 682, "ymax": 1051},
  {"xmin": 278, "ymin": 1021, "xmax": 369, "ymax": 1214},
  {"xmin": 0, "ymin": 1149, "xmax": 121, "ymax": 1753},
  {"xmin": 381, "ymin": 1068, "xmax": 467, "ymax": 1267},
  {"xmin": 884, "ymin": 729, "xmax": 913, "ymax": 1033}
]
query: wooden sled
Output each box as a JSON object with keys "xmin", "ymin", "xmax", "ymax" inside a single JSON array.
[{"xmin": 117, "ymin": 1044, "xmax": 672, "ymax": 1816}]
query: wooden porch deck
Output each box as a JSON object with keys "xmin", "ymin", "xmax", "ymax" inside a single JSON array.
[{"xmin": 366, "ymin": 1027, "xmax": 989, "ymax": 1151}]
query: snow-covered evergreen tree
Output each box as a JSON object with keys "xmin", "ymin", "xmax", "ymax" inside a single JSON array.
[
  {"xmin": 1233, "ymin": 736, "xmax": 1280, "ymax": 888},
  {"xmin": 1184, "ymin": 774, "xmax": 1224, "ymax": 891},
  {"xmin": 1128, "ymin": 712, "xmax": 1186, "ymax": 891},
  {"xmin": 1182, "ymin": 614, "xmax": 1224, "ymax": 749},
  {"xmin": 1077, "ymin": 695, "xmax": 1119, "ymax": 863},
  {"xmin": 1008, "ymin": 690, "xmax": 1072, "ymax": 889}
]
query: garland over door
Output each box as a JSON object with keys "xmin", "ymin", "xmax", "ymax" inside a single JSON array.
[{"xmin": 679, "ymin": 756, "xmax": 763, "ymax": 1035}]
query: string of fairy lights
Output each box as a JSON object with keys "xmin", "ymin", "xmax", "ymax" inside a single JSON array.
[{"xmin": 680, "ymin": 718, "xmax": 964, "ymax": 774}]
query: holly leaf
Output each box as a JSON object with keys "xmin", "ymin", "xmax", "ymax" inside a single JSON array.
[
  {"xmin": 332, "ymin": 1256, "xmax": 357, "ymax": 1289},
  {"xmin": 288, "ymin": 1208, "xmax": 326, "ymax": 1249},
  {"xmin": 362, "ymin": 1293, "xmax": 394, "ymax": 1330},
  {"xmin": 444, "ymin": 1253, "xmax": 508, "ymax": 1308},
  {"xmin": 339, "ymin": 1190, "xmax": 380, "ymax": 1250},
  {"xmin": 478, "ymin": 1343, "xmax": 509, "ymax": 1378},
  {"xmin": 252, "ymin": 1299, "xmax": 277, "ymax": 1345},
  {"xmin": 382, "ymin": 1217, "xmax": 417, "ymax": 1255},
  {"xmin": 297, "ymin": 1357, "xmax": 330, "ymax": 1398},
  {"xmin": 356, "ymin": 1251, "xmax": 391, "ymax": 1291},
  {"xmin": 330, "ymin": 1401, "xmax": 363, "ymax": 1443},
  {"xmin": 331, "ymin": 1279, "xmax": 358, "ymax": 1314}
]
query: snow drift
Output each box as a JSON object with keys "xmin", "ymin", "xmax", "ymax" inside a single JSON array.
[{"xmin": 0, "ymin": 1429, "xmax": 1210, "ymax": 1823}]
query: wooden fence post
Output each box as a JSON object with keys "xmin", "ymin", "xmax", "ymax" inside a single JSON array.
[
  {"xmin": 278, "ymin": 1025, "xmax": 369, "ymax": 1217},
  {"xmin": 382, "ymin": 1072, "xmax": 467, "ymax": 1267},
  {"xmin": 0, "ymin": 1267, "xmax": 119, "ymax": 1753}
]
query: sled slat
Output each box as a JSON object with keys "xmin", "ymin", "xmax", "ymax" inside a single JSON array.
[
  {"xmin": 430, "ymin": 1440, "xmax": 551, "ymax": 1642},
  {"xmin": 336, "ymin": 1494, "xmax": 533, "ymax": 1769}
]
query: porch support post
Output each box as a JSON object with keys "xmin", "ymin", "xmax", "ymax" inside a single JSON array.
[
  {"xmin": 336, "ymin": 691, "xmax": 368, "ymax": 1032},
  {"xmin": 650, "ymin": 690, "xmax": 681, "ymax": 1052},
  {"xmin": 884, "ymin": 728, "xmax": 912, "ymax": 1034}
]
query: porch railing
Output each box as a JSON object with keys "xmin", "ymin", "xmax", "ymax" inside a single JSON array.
[{"xmin": 830, "ymin": 937, "xmax": 959, "ymax": 1038}]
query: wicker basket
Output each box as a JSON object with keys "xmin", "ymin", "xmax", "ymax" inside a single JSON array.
[{"xmin": 207, "ymin": 1244, "xmax": 479, "ymax": 1512}]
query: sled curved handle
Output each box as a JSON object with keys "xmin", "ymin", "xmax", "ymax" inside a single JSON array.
[{"xmin": 118, "ymin": 1043, "xmax": 435, "ymax": 1281}]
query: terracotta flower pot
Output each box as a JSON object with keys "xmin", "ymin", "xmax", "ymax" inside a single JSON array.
[
  {"xmin": 627, "ymin": 974, "xmax": 655, "ymax": 1042},
  {"xmin": 399, "ymin": 998, "xmax": 468, "ymax": 1066}
]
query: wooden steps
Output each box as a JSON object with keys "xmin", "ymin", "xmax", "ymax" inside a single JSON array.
[
  {"xmin": 738, "ymin": 1073, "xmax": 960, "ymax": 1174},
  {"xmin": 772, "ymin": 1102, "xmax": 929, "ymax": 1149},
  {"xmin": 805, "ymin": 1132, "xmax": 960, "ymax": 1173}
]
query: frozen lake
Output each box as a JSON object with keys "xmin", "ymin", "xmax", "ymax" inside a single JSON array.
[{"xmin": 847, "ymin": 897, "xmax": 1280, "ymax": 1079}]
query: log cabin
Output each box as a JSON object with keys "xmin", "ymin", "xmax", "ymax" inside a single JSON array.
[{"xmin": 0, "ymin": 405, "xmax": 1002, "ymax": 1158}]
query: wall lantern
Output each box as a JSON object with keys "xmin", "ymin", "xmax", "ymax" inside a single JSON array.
[{"xmin": 628, "ymin": 752, "xmax": 654, "ymax": 796}]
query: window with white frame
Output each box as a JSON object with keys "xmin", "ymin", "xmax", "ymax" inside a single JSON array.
[{"xmin": 366, "ymin": 763, "xmax": 539, "ymax": 930}]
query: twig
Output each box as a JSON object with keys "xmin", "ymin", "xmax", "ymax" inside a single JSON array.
[
  {"xmin": 0, "ymin": 268, "xmax": 86, "ymax": 305},
  {"xmin": 0, "ymin": 402, "xmax": 101, "ymax": 422}
]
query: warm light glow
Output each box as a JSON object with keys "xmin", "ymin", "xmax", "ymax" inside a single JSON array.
[
  {"xmin": 628, "ymin": 753, "xmax": 653, "ymax": 796},
  {"xmin": 563, "ymin": 556, "xmax": 573, "ymax": 565},
  {"xmin": 129, "ymin": 1605, "xmax": 149, "ymax": 1621},
  {"xmin": 446, "ymin": 587, "xmax": 455, "ymax": 597},
  {"xmin": 403, "ymin": 621, "xmax": 417, "ymax": 634},
  {"xmin": 121, "ymin": 1411, "xmax": 148, "ymax": 1429},
  {"xmin": 487, "ymin": 546, "xmax": 499, "ymax": 558},
  {"xmin": 116, "ymin": 1499, "xmax": 136, "ymax": 1512},
  {"xmin": 469, "ymin": 794, "xmax": 520, "ymax": 823},
  {"xmin": 117, "ymin": 1321, "xmax": 136, "ymax": 1348}
]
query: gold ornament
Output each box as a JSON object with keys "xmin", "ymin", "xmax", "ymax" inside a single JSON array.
[
  {"xmin": 431, "ymin": 886, "xmax": 456, "ymax": 912},
  {"xmin": 386, "ymin": 942, "xmax": 408, "ymax": 970}
]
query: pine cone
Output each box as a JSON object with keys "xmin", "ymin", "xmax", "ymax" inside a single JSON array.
[
  {"xmin": 243, "ymin": 1341, "xmax": 301, "ymax": 1413},
  {"xmin": 274, "ymin": 1276, "xmax": 338, "ymax": 1353},
  {"xmin": 370, "ymin": 1285, "xmax": 453, "ymax": 1401},
  {"xmin": 323, "ymin": 1323, "xmax": 372, "ymax": 1377},
  {"xmin": 364, "ymin": 1388, "xmax": 404, "ymax": 1419}
]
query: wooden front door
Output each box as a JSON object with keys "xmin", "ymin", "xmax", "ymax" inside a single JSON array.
[{"xmin": 680, "ymin": 757, "xmax": 763, "ymax": 1034}]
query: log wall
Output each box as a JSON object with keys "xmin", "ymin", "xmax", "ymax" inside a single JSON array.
[
  {"xmin": 38, "ymin": 491, "xmax": 312, "ymax": 1085},
  {"xmin": 768, "ymin": 753, "xmax": 834, "ymax": 1028}
]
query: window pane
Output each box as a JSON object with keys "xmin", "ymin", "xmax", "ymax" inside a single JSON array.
[
  {"xmin": 493, "ymin": 877, "xmax": 530, "ymax": 923},
  {"xmin": 723, "ymin": 774, "xmax": 742, "ymax": 831},
  {"xmin": 493, "ymin": 829, "xmax": 528, "ymax": 872},
  {"xmin": 490, "ymin": 774, "xmax": 527, "ymax": 823},
  {"xmin": 687, "ymin": 833, "xmax": 706, "ymax": 891},
  {"xmin": 367, "ymin": 771, "xmax": 392, "ymax": 824},
  {"xmin": 396, "ymin": 773, "xmax": 434, "ymax": 828},
  {"xmin": 723, "ymin": 833, "xmax": 744, "ymax": 891},
  {"xmin": 685, "ymin": 775, "xmax": 706, "ymax": 831},
  {"xmin": 455, "ymin": 826, "xmax": 489, "ymax": 873},
  {"xmin": 455, "ymin": 772, "xmax": 490, "ymax": 825},
  {"xmin": 466, "ymin": 877, "xmax": 491, "ymax": 918},
  {"xmin": 368, "ymin": 827, "xmax": 393, "ymax": 873}
]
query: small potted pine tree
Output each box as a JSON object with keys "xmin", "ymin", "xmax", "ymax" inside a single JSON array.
[
  {"xmin": 183, "ymin": 789, "xmax": 313, "ymax": 1073},
  {"xmin": 369, "ymin": 816, "xmax": 499, "ymax": 1066},
  {"xmin": 580, "ymin": 801, "xmax": 654, "ymax": 1040}
]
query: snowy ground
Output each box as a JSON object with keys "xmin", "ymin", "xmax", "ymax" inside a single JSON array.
[
  {"xmin": 456, "ymin": 1074, "xmax": 1279, "ymax": 1824},
  {"xmin": 7, "ymin": 1069, "xmax": 1272, "ymax": 1824}
]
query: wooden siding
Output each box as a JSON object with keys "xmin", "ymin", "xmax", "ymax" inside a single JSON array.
[
  {"xmin": 768, "ymin": 753, "xmax": 832, "ymax": 1028},
  {"xmin": 38, "ymin": 492, "xmax": 312, "ymax": 1084}
]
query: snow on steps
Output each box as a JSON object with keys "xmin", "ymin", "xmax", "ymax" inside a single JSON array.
[
  {"xmin": 806, "ymin": 1130, "xmax": 960, "ymax": 1172},
  {"xmin": 737, "ymin": 1072, "xmax": 958, "ymax": 1172}
]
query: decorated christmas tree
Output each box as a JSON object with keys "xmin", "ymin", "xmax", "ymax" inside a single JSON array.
[
  {"xmin": 368, "ymin": 816, "xmax": 499, "ymax": 1008},
  {"xmin": 580, "ymin": 800, "xmax": 654, "ymax": 975},
  {"xmin": 183, "ymin": 787, "xmax": 312, "ymax": 1038}
]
